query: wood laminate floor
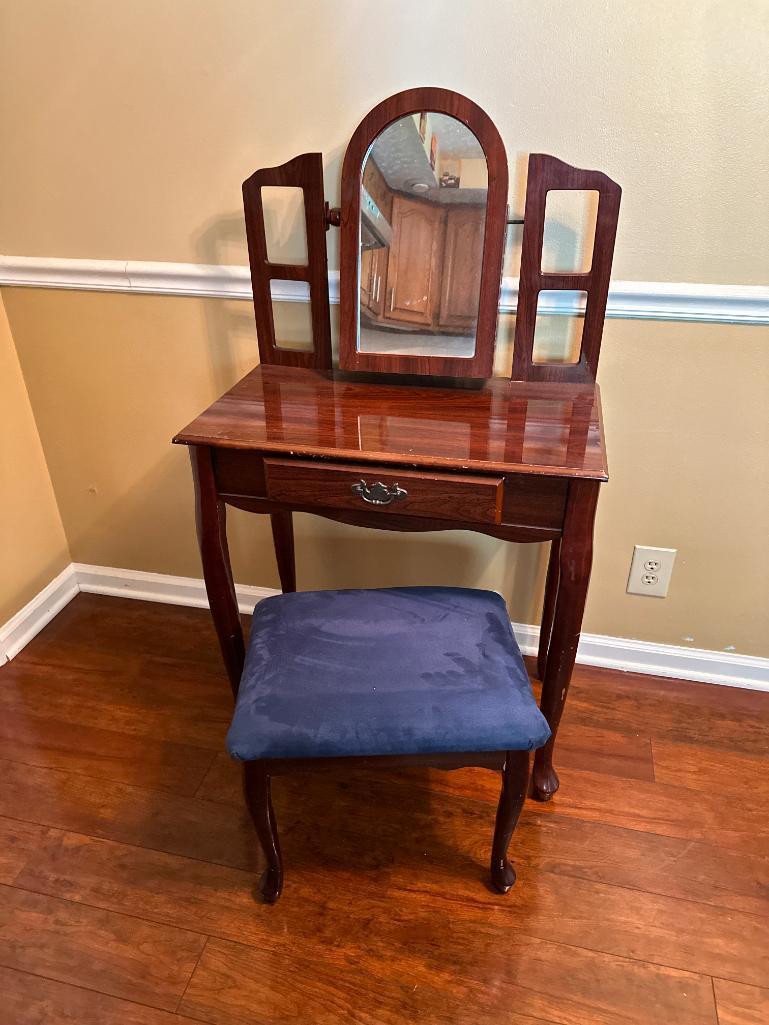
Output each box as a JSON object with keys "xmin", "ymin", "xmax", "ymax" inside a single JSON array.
[{"xmin": 0, "ymin": 593, "xmax": 767, "ymax": 1025}]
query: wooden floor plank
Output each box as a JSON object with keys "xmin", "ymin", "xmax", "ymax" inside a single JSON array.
[
  {"xmin": 0, "ymin": 884, "xmax": 205, "ymax": 1011},
  {"xmin": 0, "ymin": 708, "xmax": 215, "ymax": 796},
  {"xmin": 521, "ymin": 814, "xmax": 769, "ymax": 918},
  {"xmin": 0, "ymin": 759, "xmax": 259, "ymax": 872},
  {"xmin": 17, "ymin": 821, "xmax": 769, "ymax": 992},
  {"xmin": 13, "ymin": 593, "xmax": 228, "ymax": 673},
  {"xmin": 561, "ymin": 666, "xmax": 769, "ymax": 757},
  {"xmin": 713, "ymin": 978, "xmax": 769, "ymax": 1025},
  {"xmin": 653, "ymin": 739, "xmax": 769, "ymax": 802},
  {"xmin": 180, "ymin": 934, "xmax": 716, "ymax": 1025},
  {"xmin": 498, "ymin": 871, "xmax": 769, "ymax": 988},
  {"xmin": 0, "ymin": 817, "xmax": 52, "ymax": 885},
  {"xmin": 547, "ymin": 722, "xmax": 655, "ymax": 782},
  {"xmin": 531, "ymin": 767, "xmax": 769, "ymax": 855},
  {"xmin": 0, "ymin": 659, "xmax": 231, "ymax": 750},
  {"xmin": 0, "ymin": 964, "xmax": 204, "ymax": 1025}
]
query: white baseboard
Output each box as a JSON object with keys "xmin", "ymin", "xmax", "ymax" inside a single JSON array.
[
  {"xmin": 2, "ymin": 562, "xmax": 767, "ymax": 692},
  {"xmin": 0, "ymin": 565, "xmax": 79, "ymax": 662},
  {"xmin": 1, "ymin": 255, "xmax": 768, "ymax": 325},
  {"xmin": 511, "ymin": 622, "xmax": 769, "ymax": 692},
  {"xmin": 74, "ymin": 562, "xmax": 276, "ymax": 615}
]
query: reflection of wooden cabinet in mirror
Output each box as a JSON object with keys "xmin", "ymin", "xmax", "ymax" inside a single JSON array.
[
  {"xmin": 384, "ymin": 196, "xmax": 442, "ymax": 327},
  {"xmin": 438, "ymin": 206, "xmax": 484, "ymax": 331},
  {"xmin": 360, "ymin": 198, "xmax": 486, "ymax": 335}
]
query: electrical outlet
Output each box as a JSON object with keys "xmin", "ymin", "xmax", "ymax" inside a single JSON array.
[{"xmin": 626, "ymin": 545, "xmax": 676, "ymax": 597}]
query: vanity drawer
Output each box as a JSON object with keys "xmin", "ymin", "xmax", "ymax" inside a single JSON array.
[{"xmin": 264, "ymin": 459, "xmax": 504, "ymax": 524}]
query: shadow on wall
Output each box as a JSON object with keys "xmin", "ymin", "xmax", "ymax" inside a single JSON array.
[
  {"xmin": 194, "ymin": 210, "xmax": 256, "ymax": 397},
  {"xmin": 289, "ymin": 515, "xmax": 549, "ymax": 626}
]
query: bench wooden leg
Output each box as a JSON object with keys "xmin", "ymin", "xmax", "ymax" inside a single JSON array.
[
  {"xmin": 243, "ymin": 761, "xmax": 283, "ymax": 903},
  {"xmin": 490, "ymin": 749, "xmax": 529, "ymax": 894}
]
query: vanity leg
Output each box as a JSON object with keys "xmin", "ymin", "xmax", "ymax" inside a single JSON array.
[
  {"xmin": 532, "ymin": 480, "xmax": 599, "ymax": 802},
  {"xmin": 537, "ymin": 538, "xmax": 561, "ymax": 682},
  {"xmin": 270, "ymin": 511, "xmax": 297, "ymax": 593},
  {"xmin": 490, "ymin": 750, "xmax": 529, "ymax": 893},
  {"xmin": 191, "ymin": 445, "xmax": 245, "ymax": 699},
  {"xmin": 243, "ymin": 761, "xmax": 283, "ymax": 903}
]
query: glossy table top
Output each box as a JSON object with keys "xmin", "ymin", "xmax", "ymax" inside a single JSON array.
[{"xmin": 174, "ymin": 365, "xmax": 608, "ymax": 480}]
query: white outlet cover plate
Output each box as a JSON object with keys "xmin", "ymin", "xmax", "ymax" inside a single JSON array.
[{"xmin": 626, "ymin": 545, "xmax": 677, "ymax": 597}]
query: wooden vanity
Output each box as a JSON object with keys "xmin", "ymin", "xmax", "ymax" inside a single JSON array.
[{"xmin": 173, "ymin": 87, "xmax": 620, "ymax": 801}]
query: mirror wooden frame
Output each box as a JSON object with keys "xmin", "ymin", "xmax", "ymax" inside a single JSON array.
[{"xmin": 338, "ymin": 88, "xmax": 509, "ymax": 378}]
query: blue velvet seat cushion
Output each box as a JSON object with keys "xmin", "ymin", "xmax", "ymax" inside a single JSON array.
[{"xmin": 226, "ymin": 587, "xmax": 550, "ymax": 761}]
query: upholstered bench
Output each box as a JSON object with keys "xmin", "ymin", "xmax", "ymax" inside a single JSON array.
[{"xmin": 227, "ymin": 586, "xmax": 550, "ymax": 901}]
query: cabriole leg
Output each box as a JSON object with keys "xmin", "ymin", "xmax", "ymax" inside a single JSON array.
[
  {"xmin": 532, "ymin": 480, "xmax": 599, "ymax": 801},
  {"xmin": 243, "ymin": 761, "xmax": 283, "ymax": 903},
  {"xmin": 190, "ymin": 445, "xmax": 245, "ymax": 699},
  {"xmin": 490, "ymin": 749, "xmax": 529, "ymax": 894}
]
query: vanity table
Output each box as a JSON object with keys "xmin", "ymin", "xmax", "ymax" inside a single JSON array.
[{"xmin": 173, "ymin": 88, "xmax": 620, "ymax": 801}]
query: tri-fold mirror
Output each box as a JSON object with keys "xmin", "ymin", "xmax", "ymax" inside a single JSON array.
[{"xmin": 243, "ymin": 87, "xmax": 621, "ymax": 382}]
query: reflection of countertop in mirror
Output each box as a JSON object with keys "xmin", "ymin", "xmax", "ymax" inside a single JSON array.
[{"xmin": 175, "ymin": 364, "xmax": 607, "ymax": 481}]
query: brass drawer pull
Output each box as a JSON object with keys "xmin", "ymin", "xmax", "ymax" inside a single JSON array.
[{"xmin": 351, "ymin": 479, "xmax": 407, "ymax": 506}]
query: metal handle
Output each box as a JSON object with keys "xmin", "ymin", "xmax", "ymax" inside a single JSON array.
[{"xmin": 351, "ymin": 479, "xmax": 407, "ymax": 506}]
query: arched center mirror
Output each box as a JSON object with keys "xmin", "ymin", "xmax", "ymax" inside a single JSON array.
[{"xmin": 339, "ymin": 89, "xmax": 508, "ymax": 378}]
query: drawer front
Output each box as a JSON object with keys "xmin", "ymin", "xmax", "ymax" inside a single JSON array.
[{"xmin": 265, "ymin": 459, "xmax": 504, "ymax": 524}]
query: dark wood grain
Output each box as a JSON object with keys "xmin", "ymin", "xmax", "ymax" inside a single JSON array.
[
  {"xmin": 0, "ymin": 966, "xmax": 204, "ymax": 1025},
  {"xmin": 0, "ymin": 758, "xmax": 260, "ymax": 871},
  {"xmin": 536, "ymin": 538, "xmax": 560, "ymax": 681},
  {"xmin": 0, "ymin": 654, "xmax": 231, "ymax": 750},
  {"xmin": 0, "ymin": 707, "xmax": 215, "ymax": 795},
  {"xmin": 539, "ymin": 766, "xmax": 769, "ymax": 855},
  {"xmin": 652, "ymin": 739, "xmax": 769, "ymax": 800},
  {"xmin": 269, "ymin": 510, "xmax": 296, "ymax": 593},
  {"xmin": 13, "ymin": 592, "xmax": 225, "ymax": 673},
  {"xmin": 242, "ymin": 761, "xmax": 282, "ymax": 902},
  {"xmin": 512, "ymin": 153, "xmax": 621, "ymax": 383},
  {"xmin": 714, "ymin": 979, "xmax": 769, "ymax": 1025},
  {"xmin": 180, "ymin": 933, "xmax": 716, "ymax": 1025},
  {"xmin": 338, "ymin": 87, "xmax": 508, "ymax": 378},
  {"xmin": 533, "ymin": 478, "xmax": 599, "ymax": 800},
  {"xmin": 191, "ymin": 445, "xmax": 244, "ymax": 697},
  {"xmin": 0, "ymin": 884, "xmax": 205, "ymax": 1010},
  {"xmin": 220, "ymin": 458, "xmax": 567, "ymax": 533},
  {"xmin": 490, "ymin": 750, "xmax": 528, "ymax": 892},
  {"xmin": 265, "ymin": 457, "xmax": 504, "ymax": 524},
  {"xmin": 557, "ymin": 665, "xmax": 769, "ymax": 757},
  {"xmin": 242, "ymin": 152, "xmax": 332, "ymax": 369},
  {"xmin": 174, "ymin": 364, "xmax": 608, "ymax": 481},
  {"xmin": 0, "ymin": 817, "xmax": 50, "ymax": 884}
]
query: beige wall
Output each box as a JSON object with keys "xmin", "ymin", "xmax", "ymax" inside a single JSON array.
[
  {"xmin": 0, "ymin": 295, "xmax": 70, "ymax": 624},
  {"xmin": 1, "ymin": 0, "xmax": 768, "ymax": 281},
  {"xmin": 4, "ymin": 287, "xmax": 768, "ymax": 656},
  {"xmin": 1, "ymin": 1, "xmax": 767, "ymax": 656}
]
